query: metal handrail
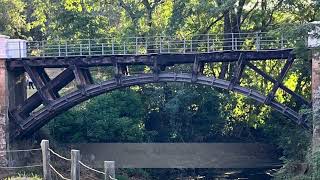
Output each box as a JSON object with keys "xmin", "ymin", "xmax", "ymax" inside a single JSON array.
[{"xmin": 6, "ymin": 32, "xmax": 293, "ymax": 58}]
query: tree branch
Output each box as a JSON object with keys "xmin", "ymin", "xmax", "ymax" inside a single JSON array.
[
  {"xmin": 118, "ymin": 0, "xmax": 138, "ymax": 21},
  {"xmin": 241, "ymin": 1, "xmax": 259, "ymax": 25}
]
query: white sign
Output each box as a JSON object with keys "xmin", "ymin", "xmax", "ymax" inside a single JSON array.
[{"xmin": 0, "ymin": 35, "xmax": 27, "ymax": 58}]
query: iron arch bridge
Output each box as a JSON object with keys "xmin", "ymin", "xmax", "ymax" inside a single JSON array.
[{"xmin": 5, "ymin": 33, "xmax": 311, "ymax": 138}]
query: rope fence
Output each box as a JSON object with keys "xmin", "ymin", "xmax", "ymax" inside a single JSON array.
[
  {"xmin": 0, "ymin": 140, "xmax": 117, "ymax": 180},
  {"xmin": 48, "ymin": 148, "xmax": 71, "ymax": 161},
  {"xmin": 41, "ymin": 140, "xmax": 117, "ymax": 180},
  {"xmin": 49, "ymin": 163, "xmax": 71, "ymax": 180},
  {"xmin": 79, "ymin": 160, "xmax": 105, "ymax": 175}
]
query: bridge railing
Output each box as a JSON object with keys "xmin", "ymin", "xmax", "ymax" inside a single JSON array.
[{"xmin": 7, "ymin": 32, "xmax": 292, "ymax": 58}]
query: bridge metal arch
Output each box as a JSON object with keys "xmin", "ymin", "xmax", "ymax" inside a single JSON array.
[{"xmin": 12, "ymin": 72, "xmax": 309, "ymax": 138}]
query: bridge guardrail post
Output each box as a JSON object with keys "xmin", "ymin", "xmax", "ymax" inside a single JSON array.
[
  {"xmin": 102, "ymin": 43, "xmax": 105, "ymax": 55},
  {"xmin": 65, "ymin": 41, "xmax": 68, "ymax": 56},
  {"xmin": 160, "ymin": 37, "xmax": 162, "ymax": 53},
  {"xmin": 212, "ymin": 38, "xmax": 215, "ymax": 51},
  {"xmin": 255, "ymin": 32, "xmax": 260, "ymax": 50},
  {"xmin": 112, "ymin": 38, "xmax": 115, "ymax": 55},
  {"xmin": 183, "ymin": 39, "xmax": 186, "ymax": 53},
  {"xmin": 58, "ymin": 42, "xmax": 61, "ymax": 56},
  {"xmin": 71, "ymin": 150, "xmax": 80, "ymax": 180},
  {"xmin": 207, "ymin": 34, "xmax": 210, "ymax": 53},
  {"xmin": 145, "ymin": 38, "xmax": 148, "ymax": 54},
  {"xmin": 231, "ymin": 33, "xmax": 234, "ymax": 51},
  {"xmin": 281, "ymin": 34, "xmax": 284, "ymax": 49},
  {"xmin": 41, "ymin": 140, "xmax": 52, "ymax": 180},
  {"xmin": 104, "ymin": 161, "xmax": 115, "ymax": 180},
  {"xmin": 89, "ymin": 39, "xmax": 91, "ymax": 56},
  {"xmin": 235, "ymin": 34, "xmax": 238, "ymax": 50},
  {"xmin": 18, "ymin": 42, "xmax": 21, "ymax": 58},
  {"xmin": 80, "ymin": 44, "xmax": 83, "ymax": 56},
  {"xmin": 135, "ymin": 37, "xmax": 138, "ymax": 55}
]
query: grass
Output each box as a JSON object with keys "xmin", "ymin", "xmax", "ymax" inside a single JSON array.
[{"xmin": 4, "ymin": 173, "xmax": 42, "ymax": 180}]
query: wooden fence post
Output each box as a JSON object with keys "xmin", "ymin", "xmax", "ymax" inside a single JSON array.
[
  {"xmin": 71, "ymin": 150, "xmax": 80, "ymax": 180},
  {"xmin": 41, "ymin": 140, "xmax": 51, "ymax": 180},
  {"xmin": 104, "ymin": 161, "xmax": 115, "ymax": 180}
]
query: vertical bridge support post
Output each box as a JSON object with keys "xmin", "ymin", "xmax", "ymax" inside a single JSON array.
[
  {"xmin": 309, "ymin": 21, "xmax": 320, "ymax": 175},
  {"xmin": 0, "ymin": 35, "xmax": 27, "ymax": 166}
]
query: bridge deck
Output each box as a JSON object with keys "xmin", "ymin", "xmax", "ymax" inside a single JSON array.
[{"xmin": 7, "ymin": 49, "xmax": 293, "ymax": 69}]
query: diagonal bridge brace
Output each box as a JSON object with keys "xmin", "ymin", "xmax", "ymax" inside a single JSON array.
[
  {"xmin": 229, "ymin": 53, "xmax": 245, "ymax": 90},
  {"xmin": 22, "ymin": 61, "xmax": 59, "ymax": 105},
  {"xmin": 245, "ymin": 60, "xmax": 311, "ymax": 107},
  {"xmin": 10, "ymin": 67, "xmax": 75, "ymax": 132},
  {"xmin": 264, "ymin": 55, "xmax": 294, "ymax": 105}
]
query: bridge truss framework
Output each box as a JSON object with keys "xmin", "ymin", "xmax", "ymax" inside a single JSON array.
[{"xmin": 5, "ymin": 49, "xmax": 311, "ymax": 138}]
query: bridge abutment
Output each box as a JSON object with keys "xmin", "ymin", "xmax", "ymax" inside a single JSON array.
[
  {"xmin": 308, "ymin": 22, "xmax": 320, "ymax": 179},
  {"xmin": 312, "ymin": 50, "xmax": 320, "ymax": 152},
  {"xmin": 309, "ymin": 22, "xmax": 320, "ymax": 153},
  {"xmin": 0, "ymin": 35, "xmax": 27, "ymax": 166},
  {"xmin": 0, "ymin": 58, "xmax": 9, "ymax": 166}
]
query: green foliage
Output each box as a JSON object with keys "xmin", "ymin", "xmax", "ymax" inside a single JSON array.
[
  {"xmin": 50, "ymin": 89, "xmax": 146, "ymax": 142},
  {"xmin": 142, "ymin": 84, "xmax": 225, "ymax": 142},
  {"xmin": 0, "ymin": 0, "xmax": 27, "ymax": 37}
]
